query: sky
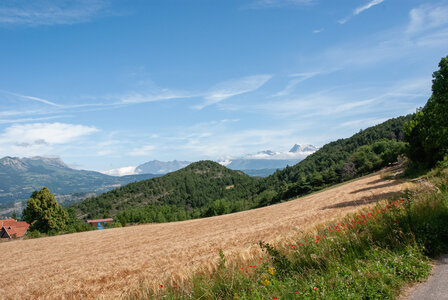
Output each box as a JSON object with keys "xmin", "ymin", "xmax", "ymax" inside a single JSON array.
[{"xmin": 0, "ymin": 0, "xmax": 447, "ymax": 172}]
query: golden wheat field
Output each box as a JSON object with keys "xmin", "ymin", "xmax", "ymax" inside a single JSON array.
[{"xmin": 0, "ymin": 171, "xmax": 410, "ymax": 299}]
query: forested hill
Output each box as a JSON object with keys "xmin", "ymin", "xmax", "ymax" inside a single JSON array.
[
  {"xmin": 75, "ymin": 160, "xmax": 259, "ymax": 220},
  {"xmin": 260, "ymin": 115, "xmax": 413, "ymax": 201}
]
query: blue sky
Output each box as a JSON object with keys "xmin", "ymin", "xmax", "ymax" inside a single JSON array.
[{"xmin": 0, "ymin": 0, "xmax": 447, "ymax": 172}]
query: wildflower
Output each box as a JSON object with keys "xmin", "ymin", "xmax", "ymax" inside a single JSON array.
[
  {"xmin": 394, "ymin": 220, "xmax": 399, "ymax": 224},
  {"xmin": 274, "ymin": 297, "xmax": 278, "ymax": 299},
  {"xmin": 261, "ymin": 279, "xmax": 270, "ymax": 286},
  {"xmin": 314, "ymin": 287, "xmax": 317, "ymax": 290},
  {"xmin": 160, "ymin": 284, "xmax": 163, "ymax": 288}
]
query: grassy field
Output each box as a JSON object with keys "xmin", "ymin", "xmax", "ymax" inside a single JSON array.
[
  {"xmin": 129, "ymin": 164, "xmax": 448, "ymax": 299},
  {"xmin": 0, "ymin": 169, "xmax": 410, "ymax": 299}
]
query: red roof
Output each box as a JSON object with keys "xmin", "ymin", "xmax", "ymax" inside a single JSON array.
[
  {"xmin": 1, "ymin": 219, "xmax": 30, "ymax": 239},
  {"xmin": 86, "ymin": 218, "xmax": 113, "ymax": 223}
]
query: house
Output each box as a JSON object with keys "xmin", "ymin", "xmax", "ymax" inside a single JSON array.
[
  {"xmin": 0, "ymin": 219, "xmax": 30, "ymax": 239},
  {"xmin": 86, "ymin": 218, "xmax": 113, "ymax": 230}
]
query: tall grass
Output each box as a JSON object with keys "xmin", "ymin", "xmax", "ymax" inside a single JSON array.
[{"xmin": 127, "ymin": 165, "xmax": 448, "ymax": 299}]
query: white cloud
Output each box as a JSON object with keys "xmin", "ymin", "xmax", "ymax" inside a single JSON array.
[
  {"xmin": 247, "ymin": 0, "xmax": 315, "ymax": 9},
  {"xmin": 0, "ymin": 122, "xmax": 99, "ymax": 158},
  {"xmin": 325, "ymin": 5, "xmax": 448, "ymax": 70},
  {"xmin": 129, "ymin": 145, "xmax": 155, "ymax": 156},
  {"xmin": 407, "ymin": 4, "xmax": 448, "ymax": 35},
  {"xmin": 312, "ymin": 29, "xmax": 323, "ymax": 34},
  {"xmin": 0, "ymin": 90, "xmax": 63, "ymax": 107},
  {"xmin": 339, "ymin": 118, "xmax": 389, "ymax": 128},
  {"xmin": 354, "ymin": 0, "xmax": 385, "ymax": 16},
  {"xmin": 175, "ymin": 120, "xmax": 297, "ymax": 159},
  {"xmin": 0, "ymin": 115, "xmax": 67, "ymax": 124},
  {"xmin": 339, "ymin": 0, "xmax": 385, "ymax": 24},
  {"xmin": 119, "ymin": 90, "xmax": 196, "ymax": 104},
  {"xmin": 195, "ymin": 74, "xmax": 272, "ymax": 109},
  {"xmin": 273, "ymin": 69, "xmax": 339, "ymax": 97},
  {"xmin": 242, "ymin": 77, "xmax": 430, "ymax": 119},
  {"xmin": 0, "ymin": 0, "xmax": 110, "ymax": 26},
  {"xmin": 0, "ymin": 122, "xmax": 98, "ymax": 145},
  {"xmin": 101, "ymin": 166, "xmax": 137, "ymax": 176}
]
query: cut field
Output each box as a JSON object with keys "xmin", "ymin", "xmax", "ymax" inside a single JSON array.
[{"xmin": 0, "ymin": 170, "xmax": 411, "ymax": 299}]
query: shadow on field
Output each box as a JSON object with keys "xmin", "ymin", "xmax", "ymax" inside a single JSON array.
[
  {"xmin": 367, "ymin": 178, "xmax": 389, "ymax": 185},
  {"xmin": 321, "ymin": 191, "xmax": 402, "ymax": 210},
  {"xmin": 350, "ymin": 181, "xmax": 401, "ymax": 194}
]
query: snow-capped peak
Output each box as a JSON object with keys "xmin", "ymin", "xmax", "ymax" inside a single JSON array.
[{"xmin": 289, "ymin": 144, "xmax": 319, "ymax": 154}]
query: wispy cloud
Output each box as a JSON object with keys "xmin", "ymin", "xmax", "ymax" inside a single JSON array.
[
  {"xmin": 118, "ymin": 90, "xmax": 196, "ymax": 104},
  {"xmin": 339, "ymin": 117, "xmax": 389, "ymax": 128},
  {"xmin": 354, "ymin": 0, "xmax": 385, "ymax": 16},
  {"xmin": 0, "ymin": 122, "xmax": 99, "ymax": 157},
  {"xmin": 0, "ymin": 122, "xmax": 98, "ymax": 145},
  {"xmin": 325, "ymin": 5, "xmax": 448, "ymax": 70},
  {"xmin": 406, "ymin": 4, "xmax": 448, "ymax": 35},
  {"xmin": 246, "ymin": 0, "xmax": 315, "ymax": 9},
  {"xmin": 0, "ymin": 73, "xmax": 272, "ymax": 120},
  {"xmin": 194, "ymin": 74, "xmax": 272, "ymax": 109},
  {"xmin": 129, "ymin": 145, "xmax": 156, "ymax": 156},
  {"xmin": 101, "ymin": 166, "xmax": 137, "ymax": 176},
  {"xmin": 234, "ymin": 77, "xmax": 430, "ymax": 120},
  {"xmin": 273, "ymin": 70, "xmax": 338, "ymax": 97},
  {"xmin": 0, "ymin": 0, "xmax": 110, "ymax": 26},
  {"xmin": 0, "ymin": 115, "xmax": 67, "ymax": 124},
  {"xmin": 1, "ymin": 90, "xmax": 63, "ymax": 107},
  {"xmin": 339, "ymin": 0, "xmax": 385, "ymax": 24},
  {"xmin": 312, "ymin": 29, "xmax": 323, "ymax": 34}
]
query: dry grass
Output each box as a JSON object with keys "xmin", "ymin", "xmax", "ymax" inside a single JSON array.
[{"xmin": 0, "ymin": 170, "xmax": 411, "ymax": 299}]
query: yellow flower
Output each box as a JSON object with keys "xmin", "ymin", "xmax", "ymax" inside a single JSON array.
[
  {"xmin": 268, "ymin": 268, "xmax": 275, "ymax": 276},
  {"xmin": 261, "ymin": 279, "xmax": 270, "ymax": 287}
]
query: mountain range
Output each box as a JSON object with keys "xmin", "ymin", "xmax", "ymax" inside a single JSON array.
[
  {"xmin": 102, "ymin": 144, "xmax": 319, "ymax": 177},
  {"xmin": 221, "ymin": 144, "xmax": 318, "ymax": 171},
  {"xmin": 0, "ymin": 156, "xmax": 159, "ymax": 205}
]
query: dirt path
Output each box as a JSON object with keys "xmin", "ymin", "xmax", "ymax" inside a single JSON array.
[
  {"xmin": 407, "ymin": 254, "xmax": 448, "ymax": 300},
  {"xmin": 0, "ymin": 171, "xmax": 410, "ymax": 299}
]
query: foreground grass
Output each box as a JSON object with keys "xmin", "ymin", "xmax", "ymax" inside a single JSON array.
[{"xmin": 128, "ymin": 164, "xmax": 448, "ymax": 299}]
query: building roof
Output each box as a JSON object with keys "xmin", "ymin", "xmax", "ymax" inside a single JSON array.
[
  {"xmin": 1, "ymin": 219, "xmax": 30, "ymax": 239},
  {"xmin": 86, "ymin": 218, "xmax": 114, "ymax": 223}
]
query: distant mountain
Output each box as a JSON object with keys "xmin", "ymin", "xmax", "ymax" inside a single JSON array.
[
  {"xmin": 103, "ymin": 146, "xmax": 317, "ymax": 178},
  {"xmin": 103, "ymin": 160, "xmax": 191, "ymax": 176},
  {"xmin": 289, "ymin": 144, "xmax": 319, "ymax": 153},
  {"xmin": 0, "ymin": 156, "xmax": 159, "ymax": 205},
  {"xmin": 223, "ymin": 144, "xmax": 318, "ymax": 171},
  {"xmin": 241, "ymin": 169, "xmax": 278, "ymax": 177},
  {"xmin": 136, "ymin": 160, "xmax": 191, "ymax": 174}
]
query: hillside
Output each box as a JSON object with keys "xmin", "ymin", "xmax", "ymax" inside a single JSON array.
[
  {"xmin": 261, "ymin": 115, "xmax": 412, "ymax": 201},
  {"xmin": 0, "ymin": 156, "xmax": 159, "ymax": 205},
  {"xmin": 0, "ymin": 171, "xmax": 408, "ymax": 299},
  {"xmin": 75, "ymin": 160, "xmax": 259, "ymax": 219}
]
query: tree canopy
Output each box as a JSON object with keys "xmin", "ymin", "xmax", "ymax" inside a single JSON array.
[
  {"xmin": 405, "ymin": 56, "xmax": 448, "ymax": 167},
  {"xmin": 22, "ymin": 187, "xmax": 68, "ymax": 233}
]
